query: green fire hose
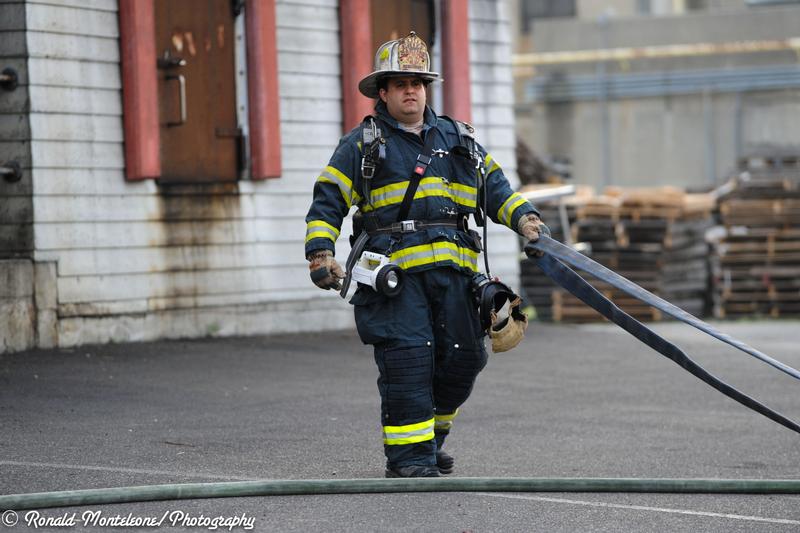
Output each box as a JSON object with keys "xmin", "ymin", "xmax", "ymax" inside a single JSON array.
[{"xmin": 3, "ymin": 477, "xmax": 800, "ymax": 511}]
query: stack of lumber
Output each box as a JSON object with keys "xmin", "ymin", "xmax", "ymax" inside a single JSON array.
[
  {"xmin": 520, "ymin": 185, "xmax": 714, "ymax": 322},
  {"xmin": 709, "ymin": 154, "xmax": 800, "ymax": 318},
  {"xmin": 518, "ymin": 186, "xmax": 593, "ymax": 321}
]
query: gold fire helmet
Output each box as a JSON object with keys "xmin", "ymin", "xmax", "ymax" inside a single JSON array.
[{"xmin": 358, "ymin": 31, "xmax": 441, "ymax": 99}]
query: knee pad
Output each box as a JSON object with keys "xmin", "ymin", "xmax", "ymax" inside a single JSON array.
[
  {"xmin": 434, "ymin": 346, "xmax": 488, "ymax": 410},
  {"xmin": 375, "ymin": 343, "xmax": 434, "ymax": 425}
]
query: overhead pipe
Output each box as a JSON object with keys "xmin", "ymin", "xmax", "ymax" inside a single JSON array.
[{"xmin": 514, "ymin": 37, "xmax": 800, "ymax": 67}]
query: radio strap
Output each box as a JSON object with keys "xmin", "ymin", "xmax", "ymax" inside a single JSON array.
[{"xmin": 396, "ymin": 128, "xmax": 438, "ymax": 223}]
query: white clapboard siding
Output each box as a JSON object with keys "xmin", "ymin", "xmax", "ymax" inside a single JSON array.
[
  {"xmin": 25, "ymin": 4, "xmax": 119, "ymax": 38},
  {"xmin": 57, "ymin": 286, "xmax": 343, "ymax": 318},
  {"xmin": 281, "ymin": 98, "xmax": 343, "ymax": 124},
  {"xmin": 35, "ymin": 218, "xmax": 310, "ymax": 250},
  {"xmin": 50, "ymin": 241, "xmax": 306, "ymax": 276},
  {"xmin": 276, "ymin": 27, "xmax": 338, "ymax": 54},
  {"xmin": 57, "ymin": 265, "xmax": 313, "ymax": 303},
  {"xmin": 279, "ymin": 73, "xmax": 341, "ymax": 99},
  {"xmin": 276, "ymin": 2, "xmax": 337, "ymax": 31},
  {"xmin": 56, "ymin": 299, "xmax": 355, "ymax": 348},
  {"xmin": 27, "ymin": 0, "xmax": 117, "ymax": 11},
  {"xmin": 28, "ymin": 86, "xmax": 121, "ymax": 115},
  {"xmin": 471, "ymin": 105, "xmax": 514, "ymax": 127},
  {"xmin": 278, "ymin": 50, "xmax": 340, "ymax": 76},
  {"xmin": 281, "ymin": 145, "xmax": 341, "ymax": 171},
  {"xmin": 469, "ymin": 0, "xmax": 521, "ymax": 285},
  {"xmin": 33, "ymin": 191, "xmax": 314, "ymax": 223},
  {"xmin": 29, "ymin": 114, "xmax": 123, "ymax": 143},
  {"xmin": 26, "ymin": 32, "xmax": 119, "ymax": 62},
  {"xmin": 281, "ymin": 122, "xmax": 344, "ymax": 147},
  {"xmin": 30, "ymin": 169, "xmax": 154, "ymax": 196},
  {"xmin": 31, "ymin": 140, "xmax": 124, "ymax": 169},
  {"xmin": 471, "ymin": 82, "xmax": 514, "ymax": 106},
  {"xmin": 28, "ymin": 58, "xmax": 120, "ymax": 89}
]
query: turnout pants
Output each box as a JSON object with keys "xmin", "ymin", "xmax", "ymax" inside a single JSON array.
[{"xmin": 351, "ymin": 268, "xmax": 488, "ymax": 468}]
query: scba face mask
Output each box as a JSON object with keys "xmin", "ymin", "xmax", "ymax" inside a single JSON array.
[{"xmin": 471, "ymin": 273, "xmax": 528, "ymax": 353}]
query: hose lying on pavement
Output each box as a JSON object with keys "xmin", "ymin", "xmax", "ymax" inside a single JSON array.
[{"xmin": 3, "ymin": 477, "xmax": 800, "ymax": 510}]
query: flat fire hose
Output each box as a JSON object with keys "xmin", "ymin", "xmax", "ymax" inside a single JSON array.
[{"xmin": 525, "ymin": 236, "xmax": 800, "ymax": 435}]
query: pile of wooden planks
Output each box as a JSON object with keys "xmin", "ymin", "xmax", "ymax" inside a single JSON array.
[
  {"xmin": 518, "ymin": 185, "xmax": 591, "ymax": 322},
  {"xmin": 709, "ymin": 155, "xmax": 800, "ymax": 318},
  {"xmin": 520, "ymin": 185, "xmax": 714, "ymax": 322}
]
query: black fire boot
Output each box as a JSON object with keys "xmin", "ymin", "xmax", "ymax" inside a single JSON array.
[
  {"xmin": 385, "ymin": 465, "xmax": 440, "ymax": 478},
  {"xmin": 436, "ymin": 449, "xmax": 454, "ymax": 475}
]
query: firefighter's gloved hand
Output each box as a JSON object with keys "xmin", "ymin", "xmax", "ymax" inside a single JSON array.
[
  {"xmin": 518, "ymin": 213, "xmax": 550, "ymax": 257},
  {"xmin": 308, "ymin": 250, "xmax": 344, "ymax": 290}
]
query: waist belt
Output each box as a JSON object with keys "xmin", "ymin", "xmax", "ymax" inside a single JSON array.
[
  {"xmin": 367, "ymin": 218, "xmax": 465, "ymax": 235},
  {"xmin": 525, "ymin": 235, "xmax": 800, "ymax": 435}
]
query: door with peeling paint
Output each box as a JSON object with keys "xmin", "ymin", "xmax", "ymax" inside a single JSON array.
[{"xmin": 155, "ymin": 0, "xmax": 240, "ymax": 182}]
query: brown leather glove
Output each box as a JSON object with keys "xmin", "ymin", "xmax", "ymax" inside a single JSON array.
[
  {"xmin": 307, "ymin": 250, "xmax": 345, "ymax": 290},
  {"xmin": 518, "ymin": 213, "xmax": 549, "ymax": 257}
]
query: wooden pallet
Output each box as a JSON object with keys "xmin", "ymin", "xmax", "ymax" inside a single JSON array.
[{"xmin": 738, "ymin": 154, "xmax": 800, "ymax": 171}]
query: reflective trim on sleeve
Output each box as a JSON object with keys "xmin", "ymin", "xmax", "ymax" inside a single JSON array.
[
  {"xmin": 305, "ymin": 220, "xmax": 340, "ymax": 245},
  {"xmin": 434, "ymin": 408, "xmax": 459, "ymax": 431},
  {"xmin": 317, "ymin": 165, "xmax": 356, "ymax": 208},
  {"xmin": 484, "ymin": 153, "xmax": 501, "ymax": 175},
  {"xmin": 390, "ymin": 241, "xmax": 479, "ymax": 272},
  {"xmin": 497, "ymin": 192, "xmax": 529, "ymax": 228},
  {"xmin": 383, "ymin": 417, "xmax": 435, "ymax": 445}
]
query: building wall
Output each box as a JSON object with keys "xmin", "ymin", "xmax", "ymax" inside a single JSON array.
[
  {"xmin": 469, "ymin": 0, "xmax": 522, "ymax": 285},
  {"xmin": 0, "ymin": 1, "xmax": 36, "ymax": 351},
  {"xmin": 0, "ymin": 0, "xmax": 522, "ymax": 352},
  {"xmin": 23, "ymin": 0, "xmax": 353, "ymax": 349},
  {"xmin": 516, "ymin": 5, "xmax": 800, "ymax": 190}
]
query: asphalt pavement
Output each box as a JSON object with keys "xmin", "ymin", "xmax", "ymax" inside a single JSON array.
[{"xmin": 1, "ymin": 319, "xmax": 799, "ymax": 532}]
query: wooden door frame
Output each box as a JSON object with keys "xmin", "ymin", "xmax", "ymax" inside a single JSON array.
[{"xmin": 119, "ymin": 0, "xmax": 282, "ymax": 180}]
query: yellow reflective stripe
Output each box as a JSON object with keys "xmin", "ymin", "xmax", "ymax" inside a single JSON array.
[
  {"xmin": 367, "ymin": 178, "xmax": 477, "ymax": 209},
  {"xmin": 368, "ymin": 180, "xmax": 412, "ymax": 209},
  {"xmin": 318, "ymin": 165, "xmax": 356, "ymax": 208},
  {"xmin": 449, "ymin": 182, "xmax": 478, "ymax": 209},
  {"xmin": 383, "ymin": 418, "xmax": 435, "ymax": 445},
  {"xmin": 484, "ymin": 153, "xmax": 501, "ymax": 174},
  {"xmin": 497, "ymin": 192, "xmax": 528, "ymax": 227},
  {"xmin": 434, "ymin": 409, "xmax": 459, "ymax": 430},
  {"xmin": 305, "ymin": 220, "xmax": 340, "ymax": 245},
  {"xmin": 390, "ymin": 242, "xmax": 479, "ymax": 271}
]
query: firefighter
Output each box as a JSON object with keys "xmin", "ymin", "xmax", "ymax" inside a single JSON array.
[{"xmin": 305, "ymin": 32, "xmax": 547, "ymax": 478}]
